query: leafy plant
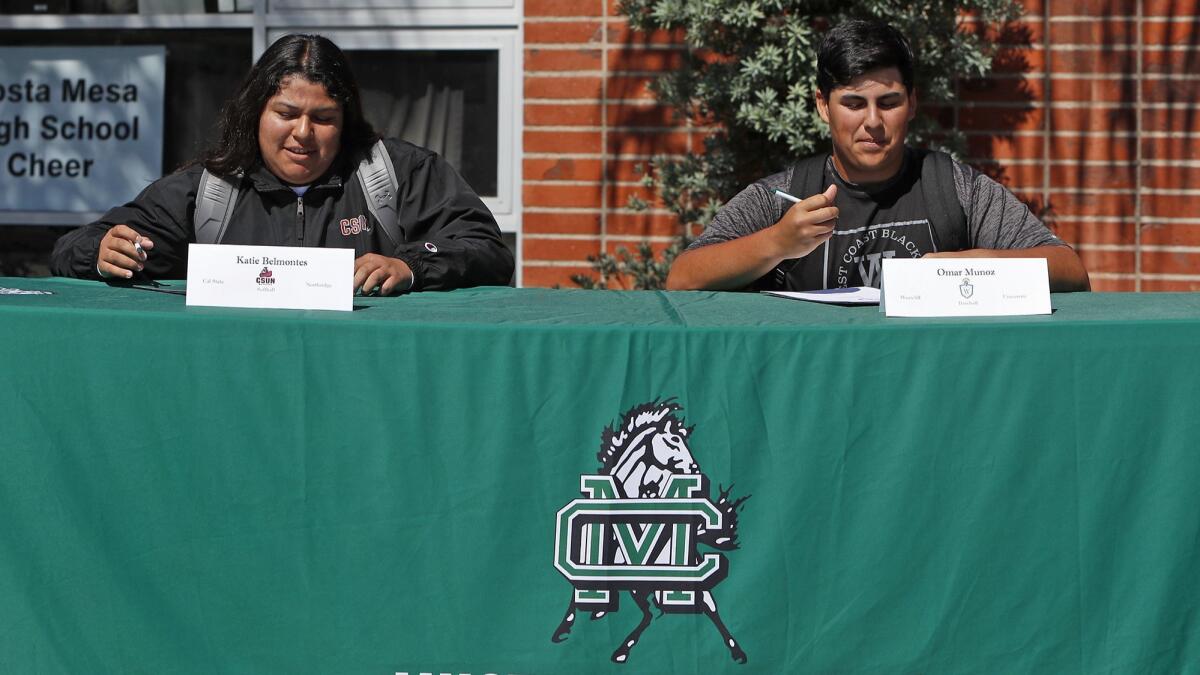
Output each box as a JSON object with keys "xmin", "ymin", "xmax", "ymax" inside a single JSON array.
[
  {"xmin": 572, "ymin": 0, "xmax": 1023, "ymax": 289},
  {"xmin": 569, "ymin": 239, "xmax": 690, "ymax": 290}
]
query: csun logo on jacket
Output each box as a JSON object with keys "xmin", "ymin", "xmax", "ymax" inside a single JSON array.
[
  {"xmin": 552, "ymin": 399, "xmax": 750, "ymax": 664},
  {"xmin": 339, "ymin": 214, "xmax": 371, "ymax": 237}
]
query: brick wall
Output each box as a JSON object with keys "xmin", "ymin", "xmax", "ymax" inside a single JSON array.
[
  {"xmin": 964, "ymin": 0, "xmax": 1200, "ymax": 291},
  {"xmin": 523, "ymin": 1, "xmax": 1200, "ymax": 290},
  {"xmin": 523, "ymin": 0, "xmax": 694, "ymax": 288}
]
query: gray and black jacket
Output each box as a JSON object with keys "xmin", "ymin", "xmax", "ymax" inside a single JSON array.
[{"xmin": 51, "ymin": 138, "xmax": 513, "ymax": 291}]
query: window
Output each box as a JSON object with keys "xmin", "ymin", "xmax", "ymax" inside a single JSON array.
[
  {"xmin": 286, "ymin": 28, "xmax": 519, "ymax": 230},
  {"xmin": 350, "ymin": 48, "xmax": 499, "ymax": 198}
]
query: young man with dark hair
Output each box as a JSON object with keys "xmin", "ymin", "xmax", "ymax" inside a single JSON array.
[{"xmin": 666, "ymin": 19, "xmax": 1090, "ymax": 292}]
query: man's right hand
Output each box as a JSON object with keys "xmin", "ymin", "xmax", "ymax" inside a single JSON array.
[
  {"xmin": 767, "ymin": 184, "xmax": 839, "ymax": 259},
  {"xmin": 97, "ymin": 224, "xmax": 154, "ymax": 279},
  {"xmin": 665, "ymin": 183, "xmax": 841, "ymax": 291}
]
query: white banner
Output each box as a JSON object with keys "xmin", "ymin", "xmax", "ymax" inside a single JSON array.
[{"xmin": 0, "ymin": 46, "xmax": 165, "ymax": 212}]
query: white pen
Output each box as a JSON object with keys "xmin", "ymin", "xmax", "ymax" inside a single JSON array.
[
  {"xmin": 133, "ymin": 236, "xmax": 145, "ymax": 258},
  {"xmin": 773, "ymin": 189, "xmax": 801, "ymax": 203}
]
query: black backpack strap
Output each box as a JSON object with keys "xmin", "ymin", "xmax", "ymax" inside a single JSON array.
[
  {"xmin": 194, "ymin": 169, "xmax": 240, "ymax": 245},
  {"xmin": 356, "ymin": 139, "xmax": 403, "ymax": 249},
  {"xmin": 918, "ymin": 149, "xmax": 967, "ymax": 252},
  {"xmin": 788, "ymin": 153, "xmax": 829, "ymax": 202},
  {"xmin": 760, "ymin": 153, "xmax": 833, "ymax": 290}
]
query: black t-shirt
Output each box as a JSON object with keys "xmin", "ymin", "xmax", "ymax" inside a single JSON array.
[{"xmin": 784, "ymin": 153, "xmax": 938, "ymax": 290}]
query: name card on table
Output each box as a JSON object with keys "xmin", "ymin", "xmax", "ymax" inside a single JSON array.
[
  {"xmin": 879, "ymin": 258, "xmax": 1051, "ymax": 317},
  {"xmin": 186, "ymin": 244, "xmax": 353, "ymax": 311}
]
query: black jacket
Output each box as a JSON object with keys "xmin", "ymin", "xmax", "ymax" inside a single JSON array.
[{"xmin": 50, "ymin": 138, "xmax": 514, "ymax": 290}]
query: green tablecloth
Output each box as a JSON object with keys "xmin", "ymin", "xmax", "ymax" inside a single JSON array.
[{"xmin": 2, "ymin": 278, "xmax": 1199, "ymax": 674}]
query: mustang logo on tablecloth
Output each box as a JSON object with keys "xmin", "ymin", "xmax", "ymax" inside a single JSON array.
[{"xmin": 551, "ymin": 399, "xmax": 750, "ymax": 664}]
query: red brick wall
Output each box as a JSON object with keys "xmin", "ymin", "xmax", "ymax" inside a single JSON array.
[
  {"xmin": 523, "ymin": 0, "xmax": 694, "ymax": 287},
  {"xmin": 523, "ymin": 1, "xmax": 1200, "ymax": 290},
  {"xmin": 963, "ymin": 0, "xmax": 1200, "ymax": 291}
]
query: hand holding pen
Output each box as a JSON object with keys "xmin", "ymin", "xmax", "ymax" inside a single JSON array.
[
  {"xmin": 97, "ymin": 224, "xmax": 154, "ymax": 280},
  {"xmin": 767, "ymin": 184, "xmax": 838, "ymax": 259}
]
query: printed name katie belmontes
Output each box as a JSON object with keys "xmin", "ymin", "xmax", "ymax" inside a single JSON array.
[{"xmin": 238, "ymin": 256, "xmax": 309, "ymax": 267}]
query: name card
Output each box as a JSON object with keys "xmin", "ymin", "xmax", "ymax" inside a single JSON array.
[
  {"xmin": 880, "ymin": 258, "xmax": 1051, "ymax": 317},
  {"xmin": 185, "ymin": 244, "xmax": 353, "ymax": 311}
]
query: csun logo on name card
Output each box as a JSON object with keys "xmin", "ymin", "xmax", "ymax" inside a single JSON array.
[
  {"xmin": 186, "ymin": 243, "xmax": 352, "ymax": 311},
  {"xmin": 880, "ymin": 257, "xmax": 1051, "ymax": 317}
]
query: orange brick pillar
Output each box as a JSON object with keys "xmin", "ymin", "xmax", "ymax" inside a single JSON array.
[{"xmin": 523, "ymin": 0, "xmax": 693, "ymax": 288}]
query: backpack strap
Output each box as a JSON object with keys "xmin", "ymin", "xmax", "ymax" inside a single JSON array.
[
  {"xmin": 356, "ymin": 139, "xmax": 402, "ymax": 249},
  {"xmin": 917, "ymin": 149, "xmax": 968, "ymax": 252},
  {"xmin": 761, "ymin": 153, "xmax": 834, "ymax": 290},
  {"xmin": 788, "ymin": 152, "xmax": 829, "ymax": 203},
  {"xmin": 194, "ymin": 169, "xmax": 240, "ymax": 245}
]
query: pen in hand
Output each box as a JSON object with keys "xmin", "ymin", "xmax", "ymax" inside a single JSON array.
[
  {"xmin": 773, "ymin": 189, "xmax": 802, "ymax": 204},
  {"xmin": 97, "ymin": 225, "xmax": 155, "ymax": 280},
  {"xmin": 770, "ymin": 184, "xmax": 839, "ymax": 261}
]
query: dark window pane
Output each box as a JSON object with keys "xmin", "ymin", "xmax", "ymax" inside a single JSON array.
[{"xmin": 347, "ymin": 49, "xmax": 499, "ymax": 197}]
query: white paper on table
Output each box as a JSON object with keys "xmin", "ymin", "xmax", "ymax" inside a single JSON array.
[{"xmin": 762, "ymin": 286, "xmax": 881, "ymax": 305}]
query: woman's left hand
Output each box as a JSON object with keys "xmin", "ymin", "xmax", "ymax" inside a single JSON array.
[{"xmin": 353, "ymin": 253, "xmax": 414, "ymax": 295}]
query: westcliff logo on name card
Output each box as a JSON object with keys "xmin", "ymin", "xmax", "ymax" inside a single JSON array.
[
  {"xmin": 880, "ymin": 258, "xmax": 1051, "ymax": 317},
  {"xmin": 186, "ymin": 243, "xmax": 353, "ymax": 311}
]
